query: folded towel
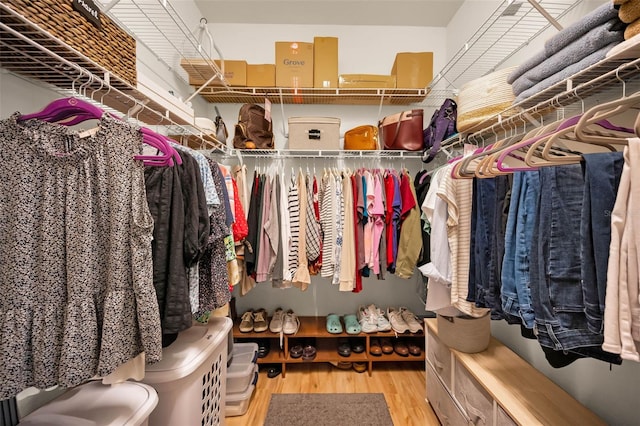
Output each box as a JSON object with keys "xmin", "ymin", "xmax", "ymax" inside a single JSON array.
[
  {"xmin": 508, "ymin": 2, "xmax": 618, "ymax": 84},
  {"xmin": 511, "ymin": 19, "xmax": 625, "ymax": 96},
  {"xmin": 514, "ymin": 41, "xmax": 618, "ymax": 104},
  {"xmin": 625, "ymin": 17, "xmax": 640, "ymax": 38},
  {"xmin": 620, "ymin": 0, "xmax": 640, "ymax": 23},
  {"xmin": 545, "ymin": 2, "xmax": 619, "ymax": 54}
]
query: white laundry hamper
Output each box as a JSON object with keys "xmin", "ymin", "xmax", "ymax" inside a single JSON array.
[
  {"xmin": 142, "ymin": 317, "xmax": 232, "ymax": 426},
  {"xmin": 17, "ymin": 380, "xmax": 158, "ymax": 426}
]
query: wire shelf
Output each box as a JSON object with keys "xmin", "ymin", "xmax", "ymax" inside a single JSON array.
[
  {"xmin": 429, "ymin": 0, "xmax": 584, "ymax": 92},
  {"xmin": 0, "ymin": 2, "xmax": 225, "ymax": 151}
]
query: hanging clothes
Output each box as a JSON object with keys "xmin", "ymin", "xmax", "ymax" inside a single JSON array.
[{"xmin": 0, "ymin": 113, "xmax": 161, "ymax": 400}]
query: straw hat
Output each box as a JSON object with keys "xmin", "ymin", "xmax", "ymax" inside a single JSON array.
[{"xmin": 436, "ymin": 312, "xmax": 491, "ymax": 353}]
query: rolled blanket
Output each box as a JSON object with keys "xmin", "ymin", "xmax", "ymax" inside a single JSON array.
[
  {"xmin": 511, "ymin": 18, "xmax": 625, "ymax": 96},
  {"xmin": 620, "ymin": 0, "xmax": 640, "ymax": 23},
  {"xmin": 508, "ymin": 2, "xmax": 618, "ymax": 84},
  {"xmin": 625, "ymin": 18, "xmax": 640, "ymax": 39},
  {"xmin": 514, "ymin": 41, "xmax": 618, "ymax": 104}
]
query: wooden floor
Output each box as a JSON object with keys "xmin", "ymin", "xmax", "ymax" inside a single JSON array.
[{"xmin": 225, "ymin": 361, "xmax": 439, "ymax": 426}]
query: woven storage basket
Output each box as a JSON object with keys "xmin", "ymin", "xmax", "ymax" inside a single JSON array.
[
  {"xmin": 436, "ymin": 313, "xmax": 490, "ymax": 354},
  {"xmin": 456, "ymin": 67, "xmax": 517, "ymax": 133},
  {"xmin": 3, "ymin": 0, "xmax": 136, "ymax": 87}
]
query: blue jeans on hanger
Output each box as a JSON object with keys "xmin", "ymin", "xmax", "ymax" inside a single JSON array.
[
  {"xmin": 501, "ymin": 171, "xmax": 539, "ymax": 329},
  {"xmin": 531, "ymin": 164, "xmax": 621, "ymax": 365},
  {"xmin": 469, "ymin": 176, "xmax": 509, "ymax": 319},
  {"xmin": 581, "ymin": 152, "xmax": 624, "ymax": 335}
]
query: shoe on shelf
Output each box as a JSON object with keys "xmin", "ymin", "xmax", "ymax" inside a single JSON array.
[
  {"xmin": 369, "ymin": 338, "xmax": 382, "ymax": 356},
  {"xmin": 353, "ymin": 362, "xmax": 367, "ymax": 373},
  {"xmin": 269, "ymin": 307, "xmax": 285, "ymax": 333},
  {"xmin": 407, "ymin": 341, "xmax": 422, "ymax": 356},
  {"xmin": 357, "ymin": 305, "xmax": 378, "ymax": 333},
  {"xmin": 380, "ymin": 337, "xmax": 394, "ymax": 355},
  {"xmin": 253, "ymin": 308, "xmax": 269, "ymax": 333},
  {"xmin": 257, "ymin": 340, "xmax": 270, "ymax": 358},
  {"xmin": 399, "ymin": 307, "xmax": 423, "ymax": 333},
  {"xmin": 387, "ymin": 307, "xmax": 410, "ymax": 334},
  {"xmin": 343, "ymin": 313, "xmax": 362, "ymax": 334},
  {"xmin": 350, "ymin": 338, "xmax": 365, "ymax": 354},
  {"xmin": 370, "ymin": 305, "xmax": 391, "ymax": 332},
  {"xmin": 326, "ymin": 313, "xmax": 343, "ymax": 334},
  {"xmin": 282, "ymin": 309, "xmax": 300, "ymax": 335},
  {"xmin": 393, "ymin": 340, "xmax": 409, "ymax": 357},
  {"xmin": 302, "ymin": 344, "xmax": 317, "ymax": 361},
  {"xmin": 239, "ymin": 310, "xmax": 254, "ymax": 333},
  {"xmin": 330, "ymin": 361, "xmax": 353, "ymax": 370},
  {"xmin": 290, "ymin": 344, "xmax": 303, "ymax": 359},
  {"xmin": 337, "ymin": 338, "xmax": 351, "ymax": 357}
]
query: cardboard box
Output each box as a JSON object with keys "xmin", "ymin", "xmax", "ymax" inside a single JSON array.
[
  {"xmin": 181, "ymin": 58, "xmax": 247, "ymax": 86},
  {"xmin": 313, "ymin": 36, "xmax": 339, "ymax": 88},
  {"xmin": 391, "ymin": 52, "xmax": 433, "ymax": 88},
  {"xmin": 247, "ymin": 64, "xmax": 276, "ymax": 87},
  {"xmin": 214, "ymin": 60, "xmax": 247, "ymax": 86},
  {"xmin": 338, "ymin": 74, "xmax": 396, "ymax": 88},
  {"xmin": 276, "ymin": 41, "xmax": 314, "ymax": 88},
  {"xmin": 288, "ymin": 117, "xmax": 341, "ymax": 150}
]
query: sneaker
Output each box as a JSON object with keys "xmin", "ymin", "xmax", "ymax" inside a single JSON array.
[
  {"xmin": 357, "ymin": 305, "xmax": 378, "ymax": 333},
  {"xmin": 387, "ymin": 307, "xmax": 410, "ymax": 334},
  {"xmin": 282, "ymin": 309, "xmax": 300, "ymax": 335},
  {"xmin": 239, "ymin": 310, "xmax": 254, "ymax": 333},
  {"xmin": 269, "ymin": 307, "xmax": 284, "ymax": 333},
  {"xmin": 369, "ymin": 304, "xmax": 391, "ymax": 332},
  {"xmin": 399, "ymin": 307, "xmax": 423, "ymax": 333},
  {"xmin": 253, "ymin": 308, "xmax": 269, "ymax": 332}
]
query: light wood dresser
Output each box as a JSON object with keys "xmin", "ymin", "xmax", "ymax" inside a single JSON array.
[{"xmin": 425, "ymin": 318, "xmax": 605, "ymax": 426}]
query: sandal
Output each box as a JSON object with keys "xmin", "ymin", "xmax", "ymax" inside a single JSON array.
[
  {"xmin": 343, "ymin": 314, "xmax": 361, "ymax": 335},
  {"xmin": 326, "ymin": 313, "xmax": 343, "ymax": 334}
]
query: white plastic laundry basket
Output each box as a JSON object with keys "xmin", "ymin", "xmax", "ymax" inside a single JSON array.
[{"xmin": 142, "ymin": 317, "xmax": 232, "ymax": 426}]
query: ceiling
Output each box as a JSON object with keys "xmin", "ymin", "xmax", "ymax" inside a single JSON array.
[{"xmin": 194, "ymin": 0, "xmax": 465, "ymax": 27}]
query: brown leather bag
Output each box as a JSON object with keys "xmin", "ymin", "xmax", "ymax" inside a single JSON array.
[
  {"xmin": 378, "ymin": 109, "xmax": 424, "ymax": 151},
  {"xmin": 233, "ymin": 104, "xmax": 274, "ymax": 149},
  {"xmin": 344, "ymin": 125, "xmax": 379, "ymax": 150}
]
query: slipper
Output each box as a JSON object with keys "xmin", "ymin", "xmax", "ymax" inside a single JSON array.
[
  {"xmin": 267, "ymin": 367, "xmax": 281, "ymax": 378},
  {"xmin": 343, "ymin": 314, "xmax": 361, "ymax": 335},
  {"xmin": 326, "ymin": 313, "xmax": 343, "ymax": 334}
]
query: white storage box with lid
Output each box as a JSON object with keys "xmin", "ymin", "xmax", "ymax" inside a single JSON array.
[
  {"xmin": 225, "ymin": 370, "xmax": 258, "ymax": 417},
  {"xmin": 288, "ymin": 117, "xmax": 341, "ymax": 150},
  {"xmin": 18, "ymin": 381, "xmax": 158, "ymax": 426},
  {"xmin": 226, "ymin": 351, "xmax": 259, "ymax": 394},
  {"xmin": 142, "ymin": 317, "xmax": 232, "ymax": 426},
  {"xmin": 231, "ymin": 342, "xmax": 258, "ymax": 364}
]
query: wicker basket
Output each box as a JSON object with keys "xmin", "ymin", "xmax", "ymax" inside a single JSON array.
[
  {"xmin": 3, "ymin": 0, "xmax": 136, "ymax": 87},
  {"xmin": 456, "ymin": 67, "xmax": 517, "ymax": 133}
]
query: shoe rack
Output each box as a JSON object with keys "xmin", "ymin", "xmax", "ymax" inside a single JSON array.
[{"xmin": 232, "ymin": 316, "xmax": 425, "ymax": 377}]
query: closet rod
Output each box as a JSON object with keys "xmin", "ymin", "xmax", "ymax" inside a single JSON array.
[{"xmin": 222, "ymin": 149, "xmax": 425, "ymax": 159}]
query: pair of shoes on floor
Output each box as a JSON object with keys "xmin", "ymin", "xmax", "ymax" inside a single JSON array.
[
  {"xmin": 239, "ymin": 308, "xmax": 269, "ymax": 333},
  {"xmin": 387, "ymin": 307, "xmax": 423, "ymax": 334},
  {"xmin": 357, "ymin": 304, "xmax": 392, "ymax": 333},
  {"xmin": 326, "ymin": 313, "xmax": 361, "ymax": 334}
]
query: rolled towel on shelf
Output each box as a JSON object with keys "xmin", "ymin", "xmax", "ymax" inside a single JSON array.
[
  {"xmin": 625, "ymin": 18, "xmax": 640, "ymax": 39},
  {"xmin": 514, "ymin": 41, "xmax": 619, "ymax": 104},
  {"xmin": 619, "ymin": 0, "xmax": 640, "ymax": 23},
  {"xmin": 511, "ymin": 19, "xmax": 625, "ymax": 96}
]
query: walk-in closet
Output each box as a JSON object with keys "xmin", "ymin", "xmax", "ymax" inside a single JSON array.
[{"xmin": 1, "ymin": 0, "xmax": 640, "ymax": 424}]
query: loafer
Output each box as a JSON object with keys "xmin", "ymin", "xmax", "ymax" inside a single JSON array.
[
  {"xmin": 302, "ymin": 344, "xmax": 317, "ymax": 361},
  {"xmin": 350, "ymin": 338, "xmax": 365, "ymax": 354},
  {"xmin": 380, "ymin": 338, "xmax": 394, "ymax": 355},
  {"xmin": 393, "ymin": 340, "xmax": 409, "ymax": 357},
  {"xmin": 290, "ymin": 344, "xmax": 303, "ymax": 359},
  {"xmin": 369, "ymin": 338, "xmax": 382, "ymax": 356},
  {"xmin": 407, "ymin": 341, "xmax": 422, "ymax": 356},
  {"xmin": 338, "ymin": 339, "xmax": 351, "ymax": 357},
  {"xmin": 239, "ymin": 310, "xmax": 254, "ymax": 333},
  {"xmin": 353, "ymin": 362, "xmax": 367, "ymax": 373}
]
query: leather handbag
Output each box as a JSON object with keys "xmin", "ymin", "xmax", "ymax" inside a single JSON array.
[
  {"xmin": 378, "ymin": 109, "xmax": 424, "ymax": 151},
  {"xmin": 344, "ymin": 125, "xmax": 379, "ymax": 150}
]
